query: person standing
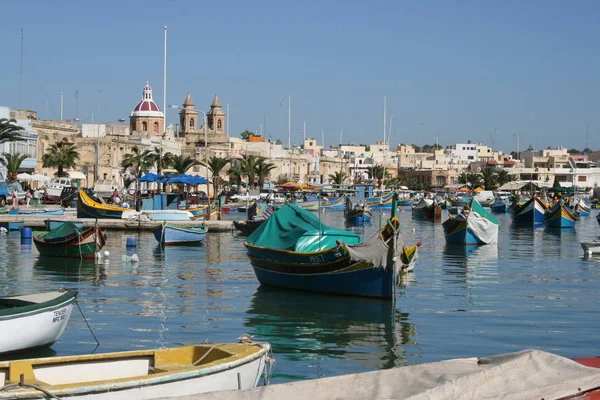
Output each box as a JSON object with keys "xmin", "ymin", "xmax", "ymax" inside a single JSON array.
[
  {"xmin": 11, "ymin": 188, "xmax": 18, "ymax": 209},
  {"xmin": 25, "ymin": 190, "xmax": 32, "ymax": 207}
]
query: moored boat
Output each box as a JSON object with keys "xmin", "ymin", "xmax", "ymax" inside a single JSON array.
[
  {"xmin": 364, "ymin": 192, "xmax": 395, "ymax": 209},
  {"xmin": 8, "ymin": 208, "xmax": 64, "ymax": 216},
  {"xmin": 581, "ymin": 240, "xmax": 600, "ymax": 255},
  {"xmin": 490, "ymin": 198, "xmax": 509, "ymax": 213},
  {"xmin": 572, "ymin": 198, "xmax": 591, "ymax": 216},
  {"xmin": 234, "ymin": 202, "xmax": 274, "ymax": 235},
  {"xmin": 320, "ymin": 196, "xmax": 345, "ymax": 210},
  {"xmin": 545, "ymin": 201, "xmax": 578, "ymax": 228},
  {"xmin": 0, "ymin": 290, "xmax": 77, "ymax": 355},
  {"xmin": 0, "ymin": 221, "xmax": 24, "ymax": 230},
  {"xmin": 344, "ymin": 197, "xmax": 372, "ymax": 224},
  {"xmin": 511, "ymin": 197, "xmax": 547, "ymax": 225},
  {"xmin": 153, "ymin": 223, "xmax": 208, "ymax": 245},
  {"xmin": 45, "ymin": 219, "xmax": 84, "ymax": 231},
  {"xmin": 77, "ymin": 188, "xmax": 128, "ymax": 219},
  {"xmin": 33, "ymin": 223, "xmax": 106, "ymax": 258},
  {"xmin": 411, "ymin": 198, "xmax": 441, "ymax": 221},
  {"xmin": 245, "ymin": 196, "xmax": 420, "ymax": 299},
  {"xmin": 0, "ymin": 340, "xmax": 272, "ymax": 399},
  {"xmin": 442, "ymin": 198, "xmax": 499, "ymax": 245}
]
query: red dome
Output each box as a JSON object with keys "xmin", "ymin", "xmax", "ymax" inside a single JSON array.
[
  {"xmin": 133, "ymin": 100, "xmax": 160, "ymax": 112},
  {"xmin": 130, "ymin": 82, "xmax": 164, "ymax": 118}
]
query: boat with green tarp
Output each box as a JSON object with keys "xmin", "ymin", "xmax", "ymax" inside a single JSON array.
[
  {"xmin": 244, "ymin": 195, "xmax": 420, "ymax": 299},
  {"xmin": 32, "ymin": 222, "xmax": 106, "ymax": 258}
]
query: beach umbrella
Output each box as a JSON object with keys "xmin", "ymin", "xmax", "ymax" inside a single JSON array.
[
  {"xmin": 30, "ymin": 174, "xmax": 50, "ymax": 182},
  {"xmin": 16, "ymin": 173, "xmax": 33, "ymax": 181},
  {"xmin": 138, "ymin": 173, "xmax": 164, "ymax": 182}
]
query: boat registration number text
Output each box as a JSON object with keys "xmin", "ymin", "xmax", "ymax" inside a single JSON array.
[{"xmin": 53, "ymin": 308, "xmax": 67, "ymax": 323}]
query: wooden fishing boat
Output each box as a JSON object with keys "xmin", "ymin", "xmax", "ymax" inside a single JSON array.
[
  {"xmin": 364, "ymin": 192, "xmax": 395, "ymax": 209},
  {"xmin": 153, "ymin": 223, "xmax": 208, "ymax": 245},
  {"xmin": 344, "ymin": 197, "xmax": 372, "ymax": 224},
  {"xmin": 511, "ymin": 197, "xmax": 547, "ymax": 225},
  {"xmin": 0, "ymin": 221, "xmax": 24, "ymax": 230},
  {"xmin": 45, "ymin": 219, "xmax": 84, "ymax": 231},
  {"xmin": 398, "ymin": 199, "xmax": 414, "ymax": 207},
  {"xmin": 33, "ymin": 223, "xmax": 106, "ymax": 258},
  {"xmin": 581, "ymin": 240, "xmax": 600, "ymax": 255},
  {"xmin": 234, "ymin": 202, "xmax": 274, "ymax": 235},
  {"xmin": 411, "ymin": 198, "xmax": 442, "ymax": 221},
  {"xmin": 245, "ymin": 197, "xmax": 420, "ymax": 299},
  {"xmin": 233, "ymin": 219, "xmax": 265, "ymax": 235},
  {"xmin": 8, "ymin": 208, "xmax": 64, "ymax": 216},
  {"xmin": 490, "ymin": 198, "xmax": 509, "ymax": 213},
  {"xmin": 0, "ymin": 290, "xmax": 77, "ymax": 355},
  {"xmin": 442, "ymin": 198, "xmax": 499, "ymax": 245},
  {"xmin": 572, "ymin": 198, "xmax": 591, "ymax": 216},
  {"xmin": 77, "ymin": 188, "xmax": 128, "ymax": 219},
  {"xmin": 0, "ymin": 340, "xmax": 272, "ymax": 399},
  {"xmin": 545, "ymin": 201, "xmax": 578, "ymax": 228},
  {"xmin": 320, "ymin": 196, "xmax": 345, "ymax": 210}
]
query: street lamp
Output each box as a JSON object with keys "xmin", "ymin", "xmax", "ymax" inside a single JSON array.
[{"xmin": 96, "ymin": 118, "xmax": 125, "ymax": 182}]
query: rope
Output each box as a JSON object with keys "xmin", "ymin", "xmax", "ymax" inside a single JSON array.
[
  {"xmin": 75, "ymin": 299, "xmax": 100, "ymax": 347},
  {"xmin": 0, "ymin": 382, "xmax": 62, "ymax": 399}
]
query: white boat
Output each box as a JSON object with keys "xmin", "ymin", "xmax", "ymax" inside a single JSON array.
[
  {"xmin": 43, "ymin": 178, "xmax": 76, "ymax": 201},
  {"xmin": 122, "ymin": 210, "xmax": 194, "ymax": 221},
  {"xmin": 0, "ymin": 340, "xmax": 273, "ymax": 399},
  {"xmin": 581, "ymin": 240, "xmax": 600, "ymax": 255},
  {"xmin": 0, "ymin": 290, "xmax": 77, "ymax": 355},
  {"xmin": 93, "ymin": 179, "xmax": 121, "ymax": 199},
  {"xmin": 186, "ymin": 349, "xmax": 600, "ymax": 400}
]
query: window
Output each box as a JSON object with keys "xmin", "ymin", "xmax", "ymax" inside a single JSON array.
[
  {"xmin": 153, "ymin": 122, "xmax": 159, "ymax": 133},
  {"xmin": 142, "ymin": 122, "xmax": 147, "ymax": 131},
  {"xmin": 190, "ymin": 118, "xmax": 195, "ymax": 129},
  {"xmin": 467, "ymin": 155, "xmax": 474, "ymax": 160},
  {"xmin": 578, "ymin": 176, "xmax": 587, "ymax": 182},
  {"xmin": 217, "ymin": 120, "xmax": 222, "ymax": 130}
]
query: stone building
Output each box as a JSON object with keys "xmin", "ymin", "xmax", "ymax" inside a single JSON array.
[{"xmin": 129, "ymin": 82, "xmax": 164, "ymax": 135}]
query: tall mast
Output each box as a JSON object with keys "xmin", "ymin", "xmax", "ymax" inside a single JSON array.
[
  {"xmin": 383, "ymin": 96, "xmax": 387, "ymax": 144},
  {"xmin": 163, "ymin": 26, "xmax": 167, "ymax": 131},
  {"xmin": 288, "ymin": 95, "xmax": 291, "ymax": 150},
  {"xmin": 19, "ymin": 28, "xmax": 23, "ymax": 108},
  {"xmin": 60, "ymin": 92, "xmax": 63, "ymax": 121}
]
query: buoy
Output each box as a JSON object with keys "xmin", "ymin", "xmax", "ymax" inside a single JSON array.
[
  {"xmin": 104, "ymin": 250, "xmax": 110, "ymax": 257},
  {"xmin": 412, "ymin": 228, "xmax": 416, "ymax": 232},
  {"xmin": 0, "ymin": 227, "xmax": 7, "ymax": 233},
  {"xmin": 21, "ymin": 227, "xmax": 32, "ymax": 239},
  {"xmin": 130, "ymin": 254, "xmax": 139, "ymax": 263},
  {"xmin": 126, "ymin": 238, "xmax": 137, "ymax": 248}
]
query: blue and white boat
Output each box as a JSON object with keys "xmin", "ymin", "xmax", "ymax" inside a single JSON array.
[
  {"xmin": 0, "ymin": 221, "xmax": 24, "ymax": 231},
  {"xmin": 8, "ymin": 208, "xmax": 64, "ymax": 216},
  {"xmin": 344, "ymin": 197, "xmax": 372, "ymax": 224},
  {"xmin": 571, "ymin": 198, "xmax": 591, "ymax": 217},
  {"xmin": 490, "ymin": 198, "xmax": 509, "ymax": 213},
  {"xmin": 545, "ymin": 201, "xmax": 578, "ymax": 228},
  {"xmin": 45, "ymin": 219, "xmax": 84, "ymax": 231},
  {"xmin": 511, "ymin": 197, "xmax": 547, "ymax": 225},
  {"xmin": 442, "ymin": 198, "xmax": 499, "ymax": 245},
  {"xmin": 320, "ymin": 197, "xmax": 345, "ymax": 210},
  {"xmin": 153, "ymin": 223, "xmax": 208, "ymax": 245}
]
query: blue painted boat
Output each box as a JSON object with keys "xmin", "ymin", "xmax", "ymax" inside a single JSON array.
[
  {"xmin": 8, "ymin": 208, "xmax": 64, "ymax": 216},
  {"xmin": 597, "ymin": 213, "xmax": 600, "ymax": 225},
  {"xmin": 244, "ymin": 198, "xmax": 420, "ymax": 299},
  {"xmin": 365, "ymin": 192, "xmax": 395, "ymax": 209},
  {"xmin": 344, "ymin": 197, "xmax": 372, "ymax": 224},
  {"xmin": 45, "ymin": 220, "xmax": 84, "ymax": 231},
  {"xmin": 490, "ymin": 198, "xmax": 509, "ymax": 213},
  {"xmin": 442, "ymin": 198, "xmax": 499, "ymax": 245},
  {"xmin": 398, "ymin": 199, "xmax": 414, "ymax": 207},
  {"xmin": 572, "ymin": 199, "xmax": 591, "ymax": 217},
  {"xmin": 0, "ymin": 221, "xmax": 24, "ymax": 231},
  {"xmin": 511, "ymin": 197, "xmax": 547, "ymax": 225},
  {"xmin": 545, "ymin": 201, "xmax": 577, "ymax": 228},
  {"xmin": 153, "ymin": 223, "xmax": 208, "ymax": 245},
  {"xmin": 320, "ymin": 197, "xmax": 345, "ymax": 210},
  {"xmin": 234, "ymin": 202, "xmax": 274, "ymax": 235}
]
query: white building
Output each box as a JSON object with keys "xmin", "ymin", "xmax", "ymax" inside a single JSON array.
[{"xmin": 0, "ymin": 106, "xmax": 38, "ymax": 179}]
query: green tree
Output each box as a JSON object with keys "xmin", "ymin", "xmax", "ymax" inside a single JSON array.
[
  {"xmin": 328, "ymin": 171, "xmax": 348, "ymax": 185},
  {"xmin": 496, "ymin": 168, "xmax": 516, "ymax": 186},
  {"xmin": 0, "ymin": 152, "xmax": 28, "ymax": 182},
  {"xmin": 201, "ymin": 156, "xmax": 230, "ymax": 196},
  {"xmin": 457, "ymin": 171, "xmax": 483, "ymax": 188},
  {"xmin": 42, "ymin": 141, "xmax": 80, "ymax": 177},
  {"xmin": 240, "ymin": 130, "xmax": 253, "ymax": 140},
  {"xmin": 275, "ymin": 174, "xmax": 288, "ymax": 185},
  {"xmin": 480, "ymin": 166, "xmax": 498, "ymax": 189},
  {"xmin": 0, "ymin": 118, "xmax": 26, "ymax": 145},
  {"xmin": 366, "ymin": 165, "xmax": 387, "ymax": 189},
  {"xmin": 228, "ymin": 162, "xmax": 244, "ymax": 189},
  {"xmin": 552, "ymin": 176, "xmax": 561, "ymax": 188},
  {"xmin": 171, "ymin": 154, "xmax": 201, "ymax": 175},
  {"xmin": 255, "ymin": 160, "xmax": 276, "ymax": 189},
  {"xmin": 240, "ymin": 154, "xmax": 264, "ymax": 188},
  {"xmin": 121, "ymin": 146, "xmax": 153, "ymax": 178},
  {"xmin": 147, "ymin": 146, "xmax": 174, "ymax": 193},
  {"xmin": 568, "ymin": 148, "xmax": 581, "ymax": 155}
]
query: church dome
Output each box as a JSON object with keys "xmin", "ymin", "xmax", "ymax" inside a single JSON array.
[{"xmin": 130, "ymin": 82, "xmax": 164, "ymax": 118}]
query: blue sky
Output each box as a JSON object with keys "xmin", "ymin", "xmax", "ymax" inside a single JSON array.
[{"xmin": 1, "ymin": 0, "xmax": 599, "ymax": 153}]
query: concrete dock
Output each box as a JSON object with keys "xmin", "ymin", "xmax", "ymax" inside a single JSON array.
[{"xmin": 0, "ymin": 212, "xmax": 234, "ymax": 232}]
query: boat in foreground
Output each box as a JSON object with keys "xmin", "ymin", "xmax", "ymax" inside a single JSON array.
[
  {"xmin": 185, "ymin": 349, "xmax": 600, "ymax": 400},
  {"xmin": 153, "ymin": 223, "xmax": 208, "ymax": 245},
  {"xmin": 245, "ymin": 196, "xmax": 420, "ymax": 299},
  {"xmin": 0, "ymin": 340, "xmax": 272, "ymax": 399},
  {"xmin": 45, "ymin": 219, "xmax": 84, "ymax": 231},
  {"xmin": 0, "ymin": 290, "xmax": 76, "ymax": 355},
  {"xmin": 33, "ymin": 222, "xmax": 106, "ymax": 258},
  {"xmin": 442, "ymin": 198, "xmax": 499, "ymax": 245}
]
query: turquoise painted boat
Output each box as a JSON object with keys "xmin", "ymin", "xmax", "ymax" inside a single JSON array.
[
  {"xmin": 8, "ymin": 208, "xmax": 64, "ymax": 216},
  {"xmin": 0, "ymin": 221, "xmax": 24, "ymax": 231},
  {"xmin": 442, "ymin": 198, "xmax": 499, "ymax": 245},
  {"xmin": 365, "ymin": 192, "xmax": 395, "ymax": 209},
  {"xmin": 320, "ymin": 196, "xmax": 345, "ymax": 210},
  {"xmin": 545, "ymin": 201, "xmax": 577, "ymax": 228},
  {"xmin": 245, "ymin": 197, "xmax": 420, "ymax": 299},
  {"xmin": 45, "ymin": 219, "xmax": 84, "ymax": 231},
  {"xmin": 153, "ymin": 223, "xmax": 208, "ymax": 245}
]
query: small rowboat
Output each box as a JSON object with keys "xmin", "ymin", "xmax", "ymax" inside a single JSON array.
[
  {"xmin": 0, "ymin": 290, "xmax": 77, "ymax": 355},
  {"xmin": 45, "ymin": 219, "xmax": 84, "ymax": 231},
  {"xmin": 0, "ymin": 340, "xmax": 272, "ymax": 399},
  {"xmin": 153, "ymin": 223, "xmax": 208, "ymax": 245},
  {"xmin": 33, "ymin": 223, "xmax": 106, "ymax": 258},
  {"xmin": 233, "ymin": 219, "xmax": 265, "ymax": 235},
  {"xmin": 0, "ymin": 221, "xmax": 24, "ymax": 231}
]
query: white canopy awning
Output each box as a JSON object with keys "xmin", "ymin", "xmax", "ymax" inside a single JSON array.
[
  {"xmin": 30, "ymin": 174, "xmax": 50, "ymax": 182},
  {"xmin": 16, "ymin": 173, "xmax": 33, "ymax": 181},
  {"xmin": 67, "ymin": 170, "xmax": 86, "ymax": 180}
]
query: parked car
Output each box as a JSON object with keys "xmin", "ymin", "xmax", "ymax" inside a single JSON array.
[{"xmin": 230, "ymin": 191, "xmax": 260, "ymax": 202}]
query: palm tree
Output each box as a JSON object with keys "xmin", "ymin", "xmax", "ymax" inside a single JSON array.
[
  {"xmin": 496, "ymin": 168, "xmax": 516, "ymax": 186},
  {"xmin": 42, "ymin": 141, "xmax": 80, "ymax": 177},
  {"xmin": 480, "ymin": 166, "xmax": 498, "ymax": 189},
  {"xmin": 228, "ymin": 162, "xmax": 244, "ymax": 189},
  {"xmin": 0, "ymin": 152, "xmax": 28, "ymax": 182},
  {"xmin": 121, "ymin": 146, "xmax": 153, "ymax": 178},
  {"xmin": 367, "ymin": 165, "xmax": 386, "ymax": 188},
  {"xmin": 240, "ymin": 155, "xmax": 264, "ymax": 188},
  {"xmin": 0, "ymin": 118, "xmax": 26, "ymax": 145},
  {"xmin": 328, "ymin": 171, "xmax": 347, "ymax": 185},
  {"xmin": 171, "ymin": 154, "xmax": 201, "ymax": 175},
  {"xmin": 255, "ymin": 160, "xmax": 276, "ymax": 189},
  {"xmin": 201, "ymin": 156, "xmax": 230, "ymax": 196},
  {"xmin": 147, "ymin": 147, "xmax": 174, "ymax": 193}
]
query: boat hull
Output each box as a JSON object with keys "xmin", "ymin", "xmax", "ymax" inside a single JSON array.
[
  {"xmin": 490, "ymin": 200, "xmax": 509, "ymax": 213},
  {"xmin": 545, "ymin": 204, "xmax": 577, "ymax": 228},
  {"xmin": 344, "ymin": 209, "xmax": 372, "ymax": 224},
  {"xmin": 511, "ymin": 198, "xmax": 546, "ymax": 225},
  {"xmin": 77, "ymin": 189, "xmax": 126, "ymax": 219},
  {"xmin": 442, "ymin": 219, "xmax": 486, "ymax": 245},
  {"xmin": 233, "ymin": 220, "xmax": 264, "ymax": 235},
  {"xmin": 45, "ymin": 220, "xmax": 84, "ymax": 231},
  {"xmin": 33, "ymin": 227, "xmax": 106, "ymax": 258},
  {"xmin": 0, "ymin": 291, "xmax": 76, "ymax": 355},
  {"xmin": 0, "ymin": 221, "xmax": 24, "ymax": 230},
  {"xmin": 153, "ymin": 224, "xmax": 207, "ymax": 245}
]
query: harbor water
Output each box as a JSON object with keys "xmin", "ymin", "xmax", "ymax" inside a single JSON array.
[{"xmin": 0, "ymin": 209, "xmax": 599, "ymax": 383}]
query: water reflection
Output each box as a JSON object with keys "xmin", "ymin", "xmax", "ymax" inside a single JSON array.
[
  {"xmin": 244, "ymin": 286, "xmax": 417, "ymax": 381},
  {"xmin": 32, "ymin": 256, "xmax": 106, "ymax": 286}
]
